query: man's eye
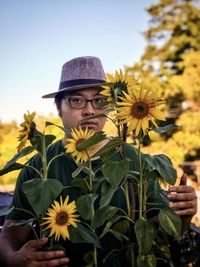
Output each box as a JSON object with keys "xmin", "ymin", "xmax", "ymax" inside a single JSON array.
[
  {"xmin": 71, "ymin": 98, "xmax": 83, "ymax": 103},
  {"xmin": 94, "ymin": 98, "xmax": 106, "ymax": 103}
]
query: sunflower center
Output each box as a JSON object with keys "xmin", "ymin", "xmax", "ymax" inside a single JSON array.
[
  {"xmin": 56, "ymin": 211, "xmax": 69, "ymax": 225},
  {"xmin": 131, "ymin": 101, "xmax": 149, "ymax": 118}
]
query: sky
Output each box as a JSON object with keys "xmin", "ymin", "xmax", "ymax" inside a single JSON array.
[{"xmin": 0, "ymin": 0, "xmax": 156, "ymax": 124}]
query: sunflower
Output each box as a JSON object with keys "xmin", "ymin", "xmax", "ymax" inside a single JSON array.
[
  {"xmin": 101, "ymin": 69, "xmax": 129, "ymax": 101},
  {"xmin": 65, "ymin": 127, "xmax": 99, "ymax": 164},
  {"xmin": 41, "ymin": 196, "xmax": 79, "ymax": 241},
  {"xmin": 116, "ymin": 86, "xmax": 166, "ymax": 136},
  {"xmin": 17, "ymin": 111, "xmax": 36, "ymax": 152}
]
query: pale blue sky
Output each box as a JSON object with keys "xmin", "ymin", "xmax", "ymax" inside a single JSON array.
[{"xmin": 0, "ymin": 0, "xmax": 155, "ymax": 123}]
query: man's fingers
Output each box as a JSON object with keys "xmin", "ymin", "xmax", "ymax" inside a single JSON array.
[
  {"xmin": 169, "ymin": 199, "xmax": 197, "ymax": 209},
  {"xmin": 34, "ymin": 250, "xmax": 66, "ymax": 261},
  {"xmin": 168, "ymin": 185, "xmax": 195, "ymax": 193},
  {"xmin": 38, "ymin": 257, "xmax": 70, "ymax": 267},
  {"xmin": 26, "ymin": 238, "xmax": 49, "ymax": 249},
  {"xmin": 167, "ymin": 191, "xmax": 196, "ymax": 201},
  {"xmin": 179, "ymin": 172, "xmax": 187, "ymax": 185},
  {"xmin": 173, "ymin": 208, "xmax": 197, "ymax": 216}
]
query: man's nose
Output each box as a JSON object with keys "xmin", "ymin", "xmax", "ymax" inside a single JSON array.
[{"xmin": 82, "ymin": 101, "xmax": 95, "ymax": 115}]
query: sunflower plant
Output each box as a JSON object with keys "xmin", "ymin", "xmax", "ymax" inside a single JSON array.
[
  {"xmin": 61, "ymin": 71, "xmax": 182, "ymax": 267},
  {"xmin": 0, "ymin": 71, "xmax": 183, "ymax": 267},
  {"xmin": 0, "ymin": 112, "xmax": 80, "ymax": 248}
]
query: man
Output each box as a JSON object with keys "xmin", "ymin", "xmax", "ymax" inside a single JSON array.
[{"xmin": 0, "ymin": 56, "xmax": 197, "ymax": 267}]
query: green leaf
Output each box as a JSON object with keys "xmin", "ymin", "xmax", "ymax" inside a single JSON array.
[
  {"xmin": 81, "ymin": 113, "xmax": 108, "ymax": 122},
  {"xmin": 22, "ymin": 178, "xmax": 63, "ymax": 216},
  {"xmin": 99, "ymin": 181, "xmax": 116, "ymax": 209},
  {"xmin": 0, "ymin": 162, "xmax": 24, "ymax": 176},
  {"xmin": 100, "ymin": 215, "xmax": 125, "ymax": 239},
  {"xmin": 101, "ymin": 159, "xmax": 130, "ymax": 189},
  {"xmin": 155, "ymin": 244, "xmax": 172, "ymax": 261},
  {"xmin": 71, "ymin": 165, "xmax": 86, "ymax": 178},
  {"xmin": 76, "ymin": 194, "xmax": 98, "ymax": 221},
  {"xmin": 93, "ymin": 137, "xmax": 123, "ymax": 159},
  {"xmin": 76, "ymin": 131, "xmax": 106, "ymax": 152},
  {"xmin": 71, "ymin": 178, "xmax": 89, "ymax": 193},
  {"xmin": 0, "ymin": 146, "xmax": 35, "ymax": 176},
  {"xmin": 108, "ymin": 229, "xmax": 129, "ymax": 242},
  {"xmin": 45, "ymin": 134, "xmax": 56, "ymax": 147},
  {"xmin": 134, "ymin": 219, "xmax": 157, "ymax": 254},
  {"xmin": 112, "ymin": 220, "xmax": 130, "ymax": 234},
  {"xmin": 45, "ymin": 121, "xmax": 71, "ymax": 136},
  {"xmin": 69, "ymin": 223, "xmax": 101, "ymax": 248},
  {"xmin": 8, "ymin": 217, "xmax": 37, "ymax": 227},
  {"xmin": 159, "ymin": 208, "xmax": 181, "ymax": 238},
  {"xmin": 91, "ymin": 206, "xmax": 120, "ymax": 229},
  {"xmin": 137, "ymin": 254, "xmax": 156, "ymax": 267},
  {"xmin": 30, "ymin": 134, "xmax": 56, "ymax": 154},
  {"xmin": 143, "ymin": 154, "xmax": 177, "ymax": 185},
  {"xmin": 0, "ymin": 206, "xmax": 14, "ymax": 216},
  {"xmin": 71, "ymin": 165, "xmax": 95, "ymax": 179},
  {"xmin": 152, "ymin": 124, "xmax": 179, "ymax": 134}
]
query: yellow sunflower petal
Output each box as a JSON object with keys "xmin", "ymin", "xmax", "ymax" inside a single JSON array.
[{"xmin": 41, "ymin": 196, "xmax": 79, "ymax": 241}]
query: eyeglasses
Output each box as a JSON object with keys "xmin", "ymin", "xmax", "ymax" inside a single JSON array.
[{"xmin": 63, "ymin": 97, "xmax": 108, "ymax": 109}]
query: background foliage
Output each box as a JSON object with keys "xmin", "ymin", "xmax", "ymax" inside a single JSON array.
[{"xmin": 1, "ymin": 0, "xmax": 200, "ymax": 189}]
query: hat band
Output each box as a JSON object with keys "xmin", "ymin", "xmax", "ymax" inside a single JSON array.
[{"xmin": 59, "ymin": 79, "xmax": 105, "ymax": 90}]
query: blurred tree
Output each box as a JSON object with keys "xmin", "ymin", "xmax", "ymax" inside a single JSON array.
[
  {"xmin": 126, "ymin": 0, "xmax": 200, "ymax": 167},
  {"xmin": 0, "ymin": 115, "xmax": 64, "ymax": 189}
]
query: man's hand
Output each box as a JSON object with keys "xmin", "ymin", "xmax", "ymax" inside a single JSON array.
[
  {"xmin": 10, "ymin": 237, "xmax": 70, "ymax": 267},
  {"xmin": 0, "ymin": 220, "xmax": 70, "ymax": 267},
  {"xmin": 167, "ymin": 173, "xmax": 197, "ymax": 233}
]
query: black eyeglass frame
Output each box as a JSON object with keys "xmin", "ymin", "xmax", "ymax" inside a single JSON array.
[{"xmin": 63, "ymin": 97, "xmax": 108, "ymax": 109}]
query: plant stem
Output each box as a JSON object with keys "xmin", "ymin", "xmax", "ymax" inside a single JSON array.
[
  {"xmin": 41, "ymin": 135, "xmax": 48, "ymax": 180},
  {"xmin": 94, "ymin": 246, "xmax": 98, "ymax": 267},
  {"xmin": 125, "ymin": 182, "xmax": 131, "ymax": 218},
  {"xmin": 130, "ymin": 245, "xmax": 135, "ymax": 267},
  {"xmin": 89, "ymin": 159, "xmax": 92, "ymax": 192},
  {"xmin": 138, "ymin": 136, "xmax": 143, "ymax": 219},
  {"xmin": 143, "ymin": 180, "xmax": 147, "ymax": 219}
]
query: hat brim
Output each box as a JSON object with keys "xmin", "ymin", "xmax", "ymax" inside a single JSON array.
[{"xmin": 42, "ymin": 82, "xmax": 107, "ymax": 98}]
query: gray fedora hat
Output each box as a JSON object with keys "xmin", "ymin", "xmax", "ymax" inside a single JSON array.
[{"xmin": 42, "ymin": 56, "xmax": 106, "ymax": 98}]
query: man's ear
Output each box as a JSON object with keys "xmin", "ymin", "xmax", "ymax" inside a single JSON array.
[
  {"xmin": 56, "ymin": 102, "xmax": 62, "ymax": 117},
  {"xmin": 57, "ymin": 109, "xmax": 62, "ymax": 117}
]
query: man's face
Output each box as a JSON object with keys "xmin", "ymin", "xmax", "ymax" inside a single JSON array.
[{"xmin": 59, "ymin": 87, "xmax": 108, "ymax": 133}]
